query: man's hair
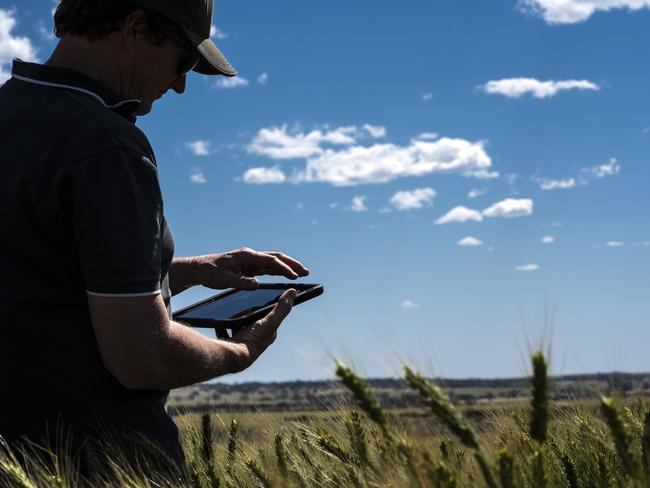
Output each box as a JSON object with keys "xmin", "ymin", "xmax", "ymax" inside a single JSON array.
[{"xmin": 53, "ymin": 0, "xmax": 167, "ymax": 43}]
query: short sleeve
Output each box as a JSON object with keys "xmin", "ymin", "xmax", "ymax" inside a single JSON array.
[{"xmin": 64, "ymin": 148, "xmax": 165, "ymax": 297}]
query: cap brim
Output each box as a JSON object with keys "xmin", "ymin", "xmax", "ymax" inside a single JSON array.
[{"xmin": 183, "ymin": 29, "xmax": 237, "ymax": 77}]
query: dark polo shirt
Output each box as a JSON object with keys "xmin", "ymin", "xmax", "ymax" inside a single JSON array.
[{"xmin": 0, "ymin": 60, "xmax": 179, "ymax": 463}]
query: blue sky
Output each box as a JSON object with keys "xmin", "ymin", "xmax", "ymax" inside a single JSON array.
[{"xmin": 2, "ymin": 0, "xmax": 649, "ymax": 382}]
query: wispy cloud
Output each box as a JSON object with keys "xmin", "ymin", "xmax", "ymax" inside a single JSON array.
[
  {"xmin": 541, "ymin": 236, "xmax": 555, "ymax": 244},
  {"xmin": 362, "ymin": 124, "xmax": 387, "ymax": 138},
  {"xmin": 515, "ymin": 264, "xmax": 540, "ymax": 272},
  {"xmin": 257, "ymin": 72, "xmax": 268, "ymax": 85},
  {"xmin": 421, "ymin": 92, "xmax": 433, "ymax": 102},
  {"xmin": 401, "ymin": 299, "xmax": 419, "ymax": 309},
  {"xmin": 458, "ymin": 236, "xmax": 483, "ymax": 247},
  {"xmin": 243, "ymin": 166, "xmax": 286, "ymax": 184},
  {"xmin": 35, "ymin": 19, "xmax": 55, "ymax": 41},
  {"xmin": 606, "ymin": 241, "xmax": 624, "ymax": 247},
  {"xmin": 244, "ymin": 124, "xmax": 496, "ymax": 186},
  {"xmin": 533, "ymin": 158, "xmax": 620, "ymax": 190},
  {"xmin": 190, "ymin": 170, "xmax": 207, "ymax": 184},
  {"xmin": 186, "ymin": 140, "xmax": 212, "ymax": 156},
  {"xmin": 534, "ymin": 177, "xmax": 576, "ymax": 191},
  {"xmin": 480, "ymin": 78, "xmax": 599, "ymax": 98},
  {"xmin": 350, "ymin": 196, "xmax": 367, "ymax": 212},
  {"xmin": 435, "ymin": 206, "xmax": 483, "ymax": 225},
  {"xmin": 210, "ymin": 25, "xmax": 229, "ymax": 39},
  {"xmin": 0, "ymin": 9, "xmax": 38, "ymax": 83},
  {"xmin": 389, "ymin": 188, "xmax": 436, "ymax": 211},
  {"xmin": 482, "ymin": 198, "xmax": 533, "ymax": 218},
  {"xmin": 518, "ymin": 0, "xmax": 650, "ymax": 24},
  {"xmin": 416, "ymin": 132, "xmax": 439, "ymax": 141},
  {"xmin": 468, "ymin": 188, "xmax": 487, "ymax": 199},
  {"xmin": 581, "ymin": 159, "xmax": 620, "ymax": 180},
  {"xmin": 213, "ymin": 76, "xmax": 249, "ymax": 89}
]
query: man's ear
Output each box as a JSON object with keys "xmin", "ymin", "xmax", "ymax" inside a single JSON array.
[{"xmin": 120, "ymin": 9, "xmax": 150, "ymax": 51}]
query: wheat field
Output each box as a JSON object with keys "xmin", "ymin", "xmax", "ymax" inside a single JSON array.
[{"xmin": 2, "ymin": 352, "xmax": 649, "ymax": 487}]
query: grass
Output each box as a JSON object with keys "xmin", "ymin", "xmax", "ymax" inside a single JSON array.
[{"xmin": 2, "ymin": 352, "xmax": 650, "ymax": 487}]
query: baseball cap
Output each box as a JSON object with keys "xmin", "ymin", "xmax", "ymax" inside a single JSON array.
[{"xmin": 130, "ymin": 0, "xmax": 236, "ymax": 77}]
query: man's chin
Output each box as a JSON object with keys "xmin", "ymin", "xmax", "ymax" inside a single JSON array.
[{"xmin": 135, "ymin": 100, "xmax": 154, "ymax": 117}]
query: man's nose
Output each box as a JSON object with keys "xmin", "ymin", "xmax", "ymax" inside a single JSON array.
[{"xmin": 170, "ymin": 75, "xmax": 186, "ymax": 94}]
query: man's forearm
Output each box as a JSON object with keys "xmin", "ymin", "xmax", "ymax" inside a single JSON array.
[{"xmin": 144, "ymin": 320, "xmax": 248, "ymax": 390}]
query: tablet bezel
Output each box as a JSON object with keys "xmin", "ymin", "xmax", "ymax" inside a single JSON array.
[{"xmin": 172, "ymin": 283, "xmax": 323, "ymax": 329}]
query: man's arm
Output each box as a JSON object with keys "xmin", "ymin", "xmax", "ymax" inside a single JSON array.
[{"xmin": 87, "ymin": 289, "xmax": 296, "ymax": 390}]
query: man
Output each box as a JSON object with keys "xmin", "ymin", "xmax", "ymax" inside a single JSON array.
[{"xmin": 0, "ymin": 0, "xmax": 307, "ymax": 471}]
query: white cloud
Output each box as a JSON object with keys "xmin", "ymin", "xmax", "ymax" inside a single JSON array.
[
  {"xmin": 389, "ymin": 188, "xmax": 436, "ymax": 211},
  {"xmin": 213, "ymin": 76, "xmax": 249, "ymax": 89},
  {"xmin": 186, "ymin": 140, "xmax": 211, "ymax": 156},
  {"xmin": 36, "ymin": 19, "xmax": 55, "ymax": 41},
  {"xmin": 210, "ymin": 25, "xmax": 229, "ymax": 39},
  {"xmin": 534, "ymin": 177, "xmax": 576, "ymax": 191},
  {"xmin": 257, "ymin": 72, "xmax": 268, "ymax": 85},
  {"xmin": 350, "ymin": 196, "xmax": 367, "ymax": 212},
  {"xmin": 296, "ymin": 138, "xmax": 496, "ymax": 185},
  {"xmin": 518, "ymin": 0, "xmax": 650, "ymax": 24},
  {"xmin": 482, "ymin": 198, "xmax": 534, "ymax": 218},
  {"xmin": 421, "ymin": 92, "xmax": 433, "ymax": 102},
  {"xmin": 243, "ymin": 166, "xmax": 286, "ymax": 184},
  {"xmin": 534, "ymin": 158, "xmax": 620, "ymax": 190},
  {"xmin": 416, "ymin": 132, "xmax": 439, "ymax": 141},
  {"xmin": 362, "ymin": 124, "xmax": 386, "ymax": 138},
  {"xmin": 541, "ymin": 236, "xmax": 555, "ymax": 244},
  {"xmin": 481, "ymin": 78, "xmax": 600, "ymax": 98},
  {"xmin": 580, "ymin": 158, "xmax": 620, "ymax": 180},
  {"xmin": 190, "ymin": 171, "xmax": 207, "ymax": 184},
  {"xmin": 246, "ymin": 124, "xmax": 496, "ymax": 186},
  {"xmin": 0, "ymin": 9, "xmax": 38, "ymax": 83},
  {"xmin": 401, "ymin": 299, "xmax": 419, "ymax": 309},
  {"xmin": 606, "ymin": 241, "xmax": 624, "ymax": 247},
  {"xmin": 296, "ymin": 202, "xmax": 304, "ymax": 210},
  {"xmin": 516, "ymin": 264, "xmax": 540, "ymax": 272},
  {"xmin": 435, "ymin": 206, "xmax": 483, "ymax": 225},
  {"xmin": 248, "ymin": 125, "xmax": 357, "ymax": 160},
  {"xmin": 458, "ymin": 236, "xmax": 483, "ymax": 247},
  {"xmin": 468, "ymin": 188, "xmax": 486, "ymax": 199}
]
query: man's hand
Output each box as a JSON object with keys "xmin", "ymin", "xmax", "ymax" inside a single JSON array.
[
  {"xmin": 170, "ymin": 248, "xmax": 309, "ymax": 295},
  {"xmin": 220, "ymin": 288, "xmax": 297, "ymax": 372}
]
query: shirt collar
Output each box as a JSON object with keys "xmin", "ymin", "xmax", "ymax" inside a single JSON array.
[{"xmin": 10, "ymin": 59, "xmax": 142, "ymax": 121}]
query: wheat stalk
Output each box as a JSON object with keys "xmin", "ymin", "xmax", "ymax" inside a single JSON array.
[
  {"xmin": 335, "ymin": 362, "xmax": 392, "ymax": 442},
  {"xmin": 601, "ymin": 396, "xmax": 643, "ymax": 481},
  {"xmin": 404, "ymin": 366, "xmax": 498, "ymax": 488},
  {"xmin": 530, "ymin": 352, "xmax": 549, "ymax": 444},
  {"xmin": 497, "ymin": 448, "xmax": 515, "ymax": 488},
  {"xmin": 245, "ymin": 458, "xmax": 272, "ymax": 488}
]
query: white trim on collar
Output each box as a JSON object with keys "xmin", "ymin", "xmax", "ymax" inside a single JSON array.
[{"xmin": 11, "ymin": 73, "xmax": 141, "ymax": 110}]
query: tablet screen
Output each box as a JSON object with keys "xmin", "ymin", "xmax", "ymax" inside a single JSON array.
[{"xmin": 177, "ymin": 288, "xmax": 287, "ymax": 320}]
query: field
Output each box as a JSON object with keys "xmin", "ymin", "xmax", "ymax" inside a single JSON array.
[{"xmin": 2, "ymin": 353, "xmax": 650, "ymax": 487}]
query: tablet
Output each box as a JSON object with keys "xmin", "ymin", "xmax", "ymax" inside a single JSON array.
[{"xmin": 173, "ymin": 283, "xmax": 323, "ymax": 330}]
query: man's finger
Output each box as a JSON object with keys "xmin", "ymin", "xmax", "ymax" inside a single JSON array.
[
  {"xmin": 257, "ymin": 289, "xmax": 297, "ymax": 332},
  {"xmin": 219, "ymin": 268, "xmax": 259, "ymax": 290},
  {"xmin": 263, "ymin": 252, "xmax": 310, "ymax": 277},
  {"xmin": 249, "ymin": 252, "xmax": 299, "ymax": 279}
]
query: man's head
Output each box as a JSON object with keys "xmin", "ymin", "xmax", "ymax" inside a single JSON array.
[{"xmin": 53, "ymin": 0, "xmax": 235, "ymax": 115}]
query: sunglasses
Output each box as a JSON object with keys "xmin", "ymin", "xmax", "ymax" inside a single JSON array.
[{"xmin": 149, "ymin": 14, "xmax": 200, "ymax": 77}]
